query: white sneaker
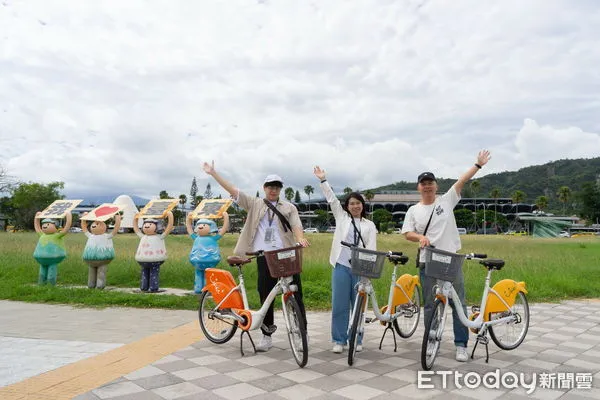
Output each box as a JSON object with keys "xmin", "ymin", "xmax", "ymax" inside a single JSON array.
[
  {"xmin": 255, "ymin": 335, "xmax": 273, "ymax": 352},
  {"xmin": 455, "ymin": 346, "xmax": 468, "ymax": 362},
  {"xmin": 356, "ymin": 344, "xmax": 363, "ymax": 352},
  {"xmin": 332, "ymin": 344, "xmax": 343, "ymax": 353}
]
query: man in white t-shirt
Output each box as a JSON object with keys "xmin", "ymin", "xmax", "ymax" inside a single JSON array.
[{"xmin": 402, "ymin": 150, "xmax": 491, "ymax": 362}]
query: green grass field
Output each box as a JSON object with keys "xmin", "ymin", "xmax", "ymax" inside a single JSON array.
[{"xmin": 1, "ymin": 232, "xmax": 599, "ymax": 310}]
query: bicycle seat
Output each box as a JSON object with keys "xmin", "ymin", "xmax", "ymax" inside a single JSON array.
[
  {"xmin": 480, "ymin": 259, "xmax": 504, "ymax": 270},
  {"xmin": 227, "ymin": 256, "xmax": 252, "ymax": 267},
  {"xmin": 389, "ymin": 254, "xmax": 409, "ymax": 265}
]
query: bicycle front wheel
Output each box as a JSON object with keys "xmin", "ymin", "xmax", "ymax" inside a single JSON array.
[
  {"xmin": 421, "ymin": 298, "xmax": 445, "ymax": 370},
  {"xmin": 394, "ymin": 284, "xmax": 421, "ymax": 338},
  {"xmin": 198, "ymin": 290, "xmax": 238, "ymax": 344},
  {"xmin": 489, "ymin": 291, "xmax": 530, "ymax": 350},
  {"xmin": 283, "ymin": 294, "xmax": 308, "ymax": 368},
  {"xmin": 348, "ymin": 293, "xmax": 366, "ymax": 366}
]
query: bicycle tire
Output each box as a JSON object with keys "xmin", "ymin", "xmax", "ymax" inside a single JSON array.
[
  {"xmin": 198, "ymin": 290, "xmax": 238, "ymax": 344},
  {"xmin": 394, "ymin": 284, "xmax": 421, "ymax": 338},
  {"xmin": 283, "ymin": 295, "xmax": 308, "ymax": 368},
  {"xmin": 489, "ymin": 291, "xmax": 530, "ymax": 350},
  {"xmin": 421, "ymin": 298, "xmax": 445, "ymax": 370},
  {"xmin": 348, "ymin": 293, "xmax": 365, "ymax": 366}
]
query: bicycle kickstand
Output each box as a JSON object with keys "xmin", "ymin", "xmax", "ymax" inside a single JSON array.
[
  {"xmin": 470, "ymin": 334, "xmax": 490, "ymax": 363},
  {"xmin": 379, "ymin": 322, "xmax": 398, "ymax": 352},
  {"xmin": 240, "ymin": 330, "xmax": 256, "ymax": 357}
]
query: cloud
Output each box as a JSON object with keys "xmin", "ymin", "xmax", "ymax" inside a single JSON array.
[{"xmin": 1, "ymin": 0, "xmax": 599, "ymax": 200}]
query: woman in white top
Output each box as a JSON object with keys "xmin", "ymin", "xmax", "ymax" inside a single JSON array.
[{"xmin": 314, "ymin": 166, "xmax": 378, "ymax": 354}]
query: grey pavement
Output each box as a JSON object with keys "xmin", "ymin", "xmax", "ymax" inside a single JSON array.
[
  {"xmin": 0, "ymin": 300, "xmax": 196, "ymax": 387},
  {"xmin": 2, "ymin": 300, "xmax": 600, "ymax": 399}
]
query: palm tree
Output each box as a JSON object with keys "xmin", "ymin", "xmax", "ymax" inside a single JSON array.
[
  {"xmin": 343, "ymin": 187, "xmax": 353, "ymax": 195},
  {"xmin": 179, "ymin": 194, "xmax": 187, "ymax": 210},
  {"xmin": 470, "ymin": 180, "xmax": 480, "ymax": 230},
  {"xmin": 557, "ymin": 186, "xmax": 571, "ymax": 216},
  {"xmin": 535, "ymin": 195, "xmax": 548, "ymax": 214},
  {"xmin": 364, "ymin": 190, "xmax": 375, "ymax": 215},
  {"xmin": 512, "ymin": 190, "xmax": 526, "ymax": 213},
  {"xmin": 284, "ymin": 187, "xmax": 295, "ymax": 202},
  {"xmin": 489, "ymin": 187, "xmax": 501, "ymax": 229},
  {"xmin": 304, "ymin": 185, "xmax": 314, "ymax": 226}
]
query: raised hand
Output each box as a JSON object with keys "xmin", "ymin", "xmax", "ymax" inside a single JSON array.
[
  {"xmin": 477, "ymin": 150, "xmax": 491, "ymax": 167},
  {"xmin": 203, "ymin": 160, "xmax": 216, "ymax": 176},
  {"xmin": 313, "ymin": 166, "xmax": 326, "ymax": 181}
]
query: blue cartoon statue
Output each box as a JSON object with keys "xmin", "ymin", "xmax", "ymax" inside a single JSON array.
[
  {"xmin": 33, "ymin": 211, "xmax": 73, "ymax": 285},
  {"xmin": 186, "ymin": 212, "xmax": 229, "ymax": 293},
  {"xmin": 133, "ymin": 211, "xmax": 174, "ymax": 292},
  {"xmin": 81, "ymin": 212, "xmax": 122, "ymax": 289}
]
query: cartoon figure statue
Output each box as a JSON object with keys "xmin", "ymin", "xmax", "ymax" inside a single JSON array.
[
  {"xmin": 33, "ymin": 212, "xmax": 73, "ymax": 285},
  {"xmin": 133, "ymin": 211, "xmax": 174, "ymax": 292},
  {"xmin": 186, "ymin": 212, "xmax": 229, "ymax": 293},
  {"xmin": 81, "ymin": 213, "xmax": 122, "ymax": 289}
]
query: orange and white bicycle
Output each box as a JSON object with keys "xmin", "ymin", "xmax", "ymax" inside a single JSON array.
[{"xmin": 198, "ymin": 244, "xmax": 308, "ymax": 368}]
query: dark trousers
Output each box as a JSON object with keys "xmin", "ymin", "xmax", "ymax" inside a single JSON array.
[
  {"xmin": 139, "ymin": 261, "xmax": 163, "ymax": 292},
  {"xmin": 257, "ymin": 255, "xmax": 307, "ymax": 336}
]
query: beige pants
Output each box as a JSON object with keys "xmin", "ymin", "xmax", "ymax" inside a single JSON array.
[{"xmin": 86, "ymin": 260, "xmax": 111, "ymax": 289}]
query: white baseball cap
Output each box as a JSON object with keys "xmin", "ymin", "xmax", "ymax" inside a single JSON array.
[{"xmin": 263, "ymin": 174, "xmax": 284, "ymax": 186}]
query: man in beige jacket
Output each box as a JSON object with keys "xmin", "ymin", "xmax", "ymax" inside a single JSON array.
[{"xmin": 203, "ymin": 161, "xmax": 309, "ymax": 352}]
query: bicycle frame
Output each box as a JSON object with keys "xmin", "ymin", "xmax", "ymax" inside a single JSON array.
[
  {"xmin": 434, "ymin": 268, "xmax": 521, "ymax": 334},
  {"xmin": 204, "ymin": 266, "xmax": 297, "ymax": 331},
  {"xmin": 354, "ymin": 261, "xmax": 418, "ymax": 324}
]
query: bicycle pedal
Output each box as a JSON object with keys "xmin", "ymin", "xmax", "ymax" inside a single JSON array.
[{"xmin": 365, "ymin": 317, "xmax": 375, "ymax": 324}]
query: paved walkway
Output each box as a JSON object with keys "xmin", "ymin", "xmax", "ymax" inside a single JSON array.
[{"xmin": 1, "ymin": 300, "xmax": 599, "ymax": 399}]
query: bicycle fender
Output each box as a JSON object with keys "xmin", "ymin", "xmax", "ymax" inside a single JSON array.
[
  {"xmin": 483, "ymin": 279, "xmax": 528, "ymax": 320},
  {"xmin": 204, "ymin": 269, "xmax": 244, "ymax": 309},
  {"xmin": 392, "ymin": 274, "xmax": 419, "ymax": 306}
]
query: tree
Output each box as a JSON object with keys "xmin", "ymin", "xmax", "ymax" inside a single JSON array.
[
  {"xmin": 512, "ymin": 190, "xmax": 526, "ymax": 214},
  {"xmin": 159, "ymin": 190, "xmax": 170, "ymax": 199},
  {"xmin": 204, "ymin": 183, "xmax": 213, "ymax": 199},
  {"xmin": 489, "ymin": 187, "xmax": 502, "ymax": 228},
  {"xmin": 256, "ymin": 191, "xmax": 260, "ymax": 198},
  {"xmin": 304, "ymin": 185, "xmax": 314, "ymax": 212},
  {"xmin": 535, "ymin": 195, "xmax": 548, "ymax": 213},
  {"xmin": 557, "ymin": 186, "xmax": 571, "ymax": 216},
  {"xmin": 295, "ymin": 190, "xmax": 301, "ymax": 203},
  {"xmin": 9, "ymin": 181, "xmax": 64, "ymax": 229},
  {"xmin": 194, "ymin": 195, "xmax": 203, "ymax": 206},
  {"xmin": 371, "ymin": 209, "xmax": 392, "ymax": 232},
  {"xmin": 470, "ymin": 180, "xmax": 480, "ymax": 230},
  {"xmin": 284, "ymin": 187, "xmax": 295, "ymax": 202},
  {"xmin": 454, "ymin": 209, "xmax": 475, "ymax": 230},
  {"xmin": 314, "ymin": 209, "xmax": 330, "ymax": 227},
  {"xmin": 578, "ymin": 183, "xmax": 600, "ymax": 223},
  {"xmin": 0, "ymin": 164, "xmax": 14, "ymax": 194},
  {"xmin": 343, "ymin": 187, "xmax": 353, "ymax": 196},
  {"xmin": 190, "ymin": 177, "xmax": 198, "ymax": 208},
  {"xmin": 364, "ymin": 190, "xmax": 375, "ymax": 214},
  {"xmin": 179, "ymin": 194, "xmax": 187, "ymax": 210}
]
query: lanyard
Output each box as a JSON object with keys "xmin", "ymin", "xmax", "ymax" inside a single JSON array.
[
  {"xmin": 267, "ymin": 201, "xmax": 278, "ymax": 227},
  {"xmin": 351, "ymin": 217, "xmax": 365, "ymax": 247}
]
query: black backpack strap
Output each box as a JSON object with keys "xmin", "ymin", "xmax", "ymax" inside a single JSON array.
[{"xmin": 263, "ymin": 199, "xmax": 292, "ymax": 232}]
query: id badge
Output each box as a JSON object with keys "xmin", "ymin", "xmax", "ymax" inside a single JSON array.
[{"xmin": 264, "ymin": 227, "xmax": 274, "ymax": 243}]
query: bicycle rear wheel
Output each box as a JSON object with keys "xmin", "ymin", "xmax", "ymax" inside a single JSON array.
[
  {"xmin": 421, "ymin": 298, "xmax": 445, "ymax": 370},
  {"xmin": 283, "ymin": 295, "xmax": 308, "ymax": 368},
  {"xmin": 489, "ymin": 291, "xmax": 530, "ymax": 350},
  {"xmin": 198, "ymin": 290, "xmax": 238, "ymax": 344},
  {"xmin": 394, "ymin": 284, "xmax": 421, "ymax": 338},
  {"xmin": 348, "ymin": 293, "xmax": 366, "ymax": 366}
]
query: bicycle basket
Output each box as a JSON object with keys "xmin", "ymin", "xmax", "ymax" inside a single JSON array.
[
  {"xmin": 423, "ymin": 247, "xmax": 465, "ymax": 282},
  {"xmin": 264, "ymin": 246, "xmax": 303, "ymax": 278},
  {"xmin": 350, "ymin": 247, "xmax": 387, "ymax": 279}
]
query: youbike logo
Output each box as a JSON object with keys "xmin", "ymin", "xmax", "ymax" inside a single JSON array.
[{"xmin": 418, "ymin": 370, "xmax": 593, "ymax": 393}]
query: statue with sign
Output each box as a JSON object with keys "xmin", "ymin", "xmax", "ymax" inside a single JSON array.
[
  {"xmin": 33, "ymin": 200, "xmax": 81, "ymax": 285},
  {"xmin": 186, "ymin": 202, "xmax": 230, "ymax": 293},
  {"xmin": 80, "ymin": 204, "xmax": 125, "ymax": 289},
  {"xmin": 133, "ymin": 199, "xmax": 177, "ymax": 292}
]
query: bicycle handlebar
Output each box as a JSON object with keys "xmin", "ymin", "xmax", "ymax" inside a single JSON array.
[
  {"xmin": 245, "ymin": 243, "xmax": 304, "ymax": 257},
  {"xmin": 341, "ymin": 241, "xmax": 406, "ymax": 263},
  {"xmin": 465, "ymin": 253, "xmax": 488, "ymax": 260}
]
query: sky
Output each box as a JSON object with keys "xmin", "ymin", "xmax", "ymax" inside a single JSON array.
[{"xmin": 1, "ymin": 0, "xmax": 600, "ymax": 202}]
